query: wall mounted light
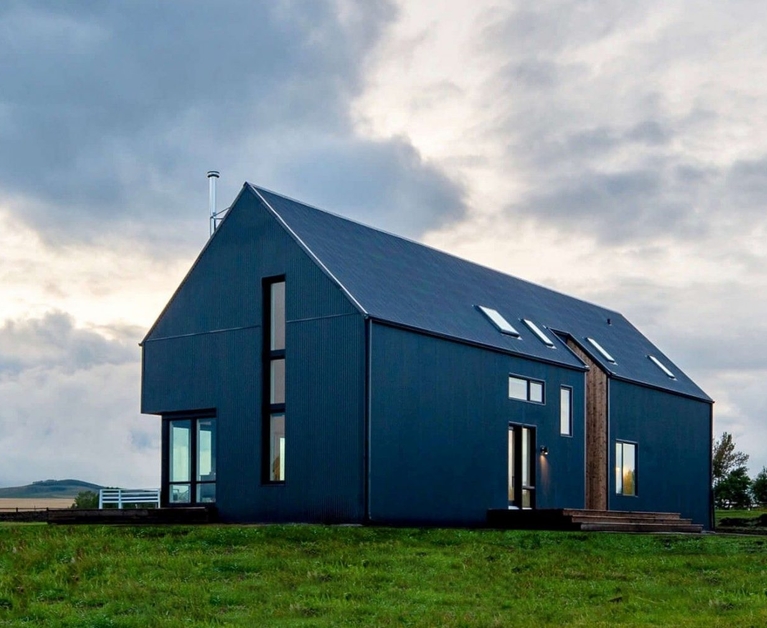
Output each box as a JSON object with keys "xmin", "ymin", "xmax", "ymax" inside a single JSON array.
[{"xmin": 540, "ymin": 446, "xmax": 549, "ymax": 456}]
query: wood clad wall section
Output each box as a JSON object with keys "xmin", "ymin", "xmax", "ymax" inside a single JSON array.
[{"xmin": 567, "ymin": 339, "xmax": 608, "ymax": 510}]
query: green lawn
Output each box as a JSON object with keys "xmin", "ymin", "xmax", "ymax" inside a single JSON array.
[
  {"xmin": 715, "ymin": 507, "xmax": 767, "ymax": 526},
  {"xmin": 1, "ymin": 524, "xmax": 766, "ymax": 626}
]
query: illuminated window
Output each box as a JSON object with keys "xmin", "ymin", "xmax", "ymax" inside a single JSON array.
[
  {"xmin": 264, "ymin": 278, "xmax": 286, "ymax": 483},
  {"xmin": 509, "ymin": 375, "xmax": 545, "ymax": 404},
  {"xmin": 615, "ymin": 441, "xmax": 637, "ymax": 496}
]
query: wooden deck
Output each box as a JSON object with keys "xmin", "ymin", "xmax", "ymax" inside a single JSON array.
[
  {"xmin": 487, "ymin": 508, "xmax": 703, "ymax": 533},
  {"xmin": 47, "ymin": 506, "xmax": 217, "ymax": 525}
]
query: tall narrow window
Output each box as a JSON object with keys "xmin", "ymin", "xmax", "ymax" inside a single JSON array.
[
  {"xmin": 264, "ymin": 278, "xmax": 286, "ymax": 483},
  {"xmin": 169, "ymin": 420, "xmax": 191, "ymax": 503},
  {"xmin": 615, "ymin": 441, "xmax": 637, "ymax": 496},
  {"xmin": 560, "ymin": 387, "xmax": 572, "ymax": 436}
]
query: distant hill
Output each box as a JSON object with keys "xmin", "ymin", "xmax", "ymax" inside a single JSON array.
[{"xmin": 0, "ymin": 479, "xmax": 104, "ymax": 499}]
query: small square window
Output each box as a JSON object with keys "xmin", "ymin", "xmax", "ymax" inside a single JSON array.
[{"xmin": 509, "ymin": 376, "xmax": 528, "ymax": 400}]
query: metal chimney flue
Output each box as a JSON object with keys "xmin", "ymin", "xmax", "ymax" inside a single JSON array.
[{"xmin": 208, "ymin": 170, "xmax": 220, "ymax": 236}]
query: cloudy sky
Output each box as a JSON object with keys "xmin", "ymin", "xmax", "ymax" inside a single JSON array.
[{"xmin": 1, "ymin": 0, "xmax": 766, "ymax": 488}]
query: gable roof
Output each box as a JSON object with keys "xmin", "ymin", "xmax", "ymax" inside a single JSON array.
[{"xmin": 248, "ymin": 184, "xmax": 711, "ymax": 403}]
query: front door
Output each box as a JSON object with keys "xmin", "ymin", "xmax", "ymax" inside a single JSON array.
[{"xmin": 508, "ymin": 424, "xmax": 536, "ymax": 509}]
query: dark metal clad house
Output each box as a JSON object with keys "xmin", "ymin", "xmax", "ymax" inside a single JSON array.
[{"xmin": 141, "ymin": 183, "xmax": 714, "ymax": 528}]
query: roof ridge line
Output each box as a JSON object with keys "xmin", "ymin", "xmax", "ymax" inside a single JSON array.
[
  {"xmin": 249, "ymin": 185, "xmax": 369, "ymax": 317},
  {"xmin": 248, "ymin": 183, "xmax": 623, "ymax": 318}
]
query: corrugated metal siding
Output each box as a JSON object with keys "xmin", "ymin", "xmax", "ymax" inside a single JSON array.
[
  {"xmin": 608, "ymin": 379, "xmax": 712, "ymax": 528},
  {"xmin": 369, "ymin": 323, "xmax": 585, "ymax": 526},
  {"xmin": 142, "ymin": 189, "xmax": 364, "ymax": 523},
  {"xmin": 243, "ymin": 313, "xmax": 365, "ymax": 523}
]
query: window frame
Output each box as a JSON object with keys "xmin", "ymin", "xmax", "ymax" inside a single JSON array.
[
  {"xmin": 559, "ymin": 386, "xmax": 573, "ymax": 436},
  {"xmin": 508, "ymin": 374, "xmax": 546, "ymax": 405},
  {"xmin": 162, "ymin": 412, "xmax": 217, "ymax": 507},
  {"xmin": 476, "ymin": 305, "xmax": 520, "ymax": 337},
  {"xmin": 615, "ymin": 440, "xmax": 638, "ymax": 496},
  {"xmin": 263, "ymin": 276, "xmax": 287, "ymax": 485},
  {"xmin": 522, "ymin": 319, "xmax": 556, "ymax": 348}
]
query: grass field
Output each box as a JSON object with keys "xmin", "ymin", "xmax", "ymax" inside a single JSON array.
[
  {"xmin": 715, "ymin": 507, "xmax": 766, "ymax": 525},
  {"xmin": 0, "ymin": 498, "xmax": 73, "ymax": 511},
  {"xmin": 0, "ymin": 525, "xmax": 766, "ymax": 626}
]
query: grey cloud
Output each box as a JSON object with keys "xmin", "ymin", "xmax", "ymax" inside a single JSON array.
[
  {"xmin": 481, "ymin": 2, "xmax": 650, "ymax": 57},
  {"xmin": 272, "ymin": 136, "xmax": 466, "ymax": 237},
  {"xmin": 0, "ymin": 311, "xmax": 154, "ymax": 487},
  {"xmin": 0, "ymin": 0, "xmax": 465, "ymax": 246},
  {"xmin": 0, "ymin": 312, "xmax": 137, "ymax": 376},
  {"xmin": 0, "ymin": 360, "xmax": 157, "ymax": 488},
  {"xmin": 516, "ymin": 167, "xmax": 705, "ymax": 242},
  {"xmin": 578, "ymin": 276, "xmax": 767, "ymax": 472},
  {"xmin": 475, "ymin": 2, "xmax": 767, "ymax": 244}
]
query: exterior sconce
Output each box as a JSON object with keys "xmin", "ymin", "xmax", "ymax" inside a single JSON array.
[{"xmin": 540, "ymin": 446, "xmax": 549, "ymax": 456}]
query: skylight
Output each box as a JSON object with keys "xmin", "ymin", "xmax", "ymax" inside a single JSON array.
[
  {"xmin": 586, "ymin": 337, "xmax": 616, "ymax": 363},
  {"xmin": 523, "ymin": 319, "xmax": 555, "ymax": 348},
  {"xmin": 648, "ymin": 355, "xmax": 676, "ymax": 379},
  {"xmin": 477, "ymin": 306, "xmax": 520, "ymax": 337}
]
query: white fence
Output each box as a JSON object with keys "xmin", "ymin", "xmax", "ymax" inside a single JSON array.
[{"xmin": 98, "ymin": 488, "xmax": 160, "ymax": 509}]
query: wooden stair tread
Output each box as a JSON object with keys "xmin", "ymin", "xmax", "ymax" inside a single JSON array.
[{"xmin": 487, "ymin": 508, "xmax": 703, "ymax": 534}]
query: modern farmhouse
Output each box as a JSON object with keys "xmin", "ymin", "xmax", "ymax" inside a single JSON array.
[{"xmin": 141, "ymin": 183, "xmax": 713, "ymax": 528}]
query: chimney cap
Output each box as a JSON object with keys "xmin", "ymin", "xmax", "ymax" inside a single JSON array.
[{"xmin": 207, "ymin": 170, "xmax": 220, "ymax": 178}]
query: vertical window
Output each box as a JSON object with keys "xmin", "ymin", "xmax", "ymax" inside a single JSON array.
[
  {"xmin": 615, "ymin": 441, "xmax": 637, "ymax": 496},
  {"xmin": 196, "ymin": 419, "xmax": 217, "ymax": 503},
  {"xmin": 169, "ymin": 420, "xmax": 191, "ymax": 503},
  {"xmin": 529, "ymin": 381, "xmax": 544, "ymax": 403},
  {"xmin": 560, "ymin": 387, "xmax": 572, "ymax": 436},
  {"xmin": 270, "ymin": 414, "xmax": 285, "ymax": 482},
  {"xmin": 166, "ymin": 416, "xmax": 216, "ymax": 504},
  {"xmin": 264, "ymin": 278, "xmax": 286, "ymax": 483}
]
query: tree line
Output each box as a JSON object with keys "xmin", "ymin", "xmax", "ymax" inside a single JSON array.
[{"xmin": 713, "ymin": 432, "xmax": 767, "ymax": 509}]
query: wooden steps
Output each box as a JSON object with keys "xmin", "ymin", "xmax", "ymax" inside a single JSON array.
[
  {"xmin": 47, "ymin": 507, "xmax": 216, "ymax": 525},
  {"xmin": 487, "ymin": 508, "xmax": 703, "ymax": 533}
]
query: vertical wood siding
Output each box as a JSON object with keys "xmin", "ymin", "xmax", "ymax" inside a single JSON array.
[{"xmin": 567, "ymin": 339, "xmax": 609, "ymax": 510}]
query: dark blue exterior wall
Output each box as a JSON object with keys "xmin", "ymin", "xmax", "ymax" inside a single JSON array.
[
  {"xmin": 608, "ymin": 379, "xmax": 712, "ymax": 528},
  {"xmin": 368, "ymin": 323, "xmax": 586, "ymax": 525},
  {"xmin": 142, "ymin": 188, "xmax": 365, "ymax": 522}
]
